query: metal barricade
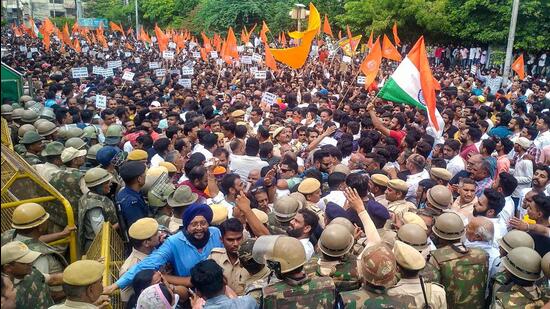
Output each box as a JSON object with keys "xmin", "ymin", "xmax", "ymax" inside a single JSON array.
[
  {"xmin": 85, "ymin": 222, "xmax": 125, "ymax": 309},
  {"xmin": 1, "ymin": 117, "xmax": 13, "ymax": 150},
  {"xmin": 1, "ymin": 143, "xmax": 78, "ymax": 262}
]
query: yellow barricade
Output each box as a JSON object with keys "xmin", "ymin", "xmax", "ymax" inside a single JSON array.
[
  {"xmin": 1, "ymin": 117, "xmax": 13, "ymax": 150},
  {"xmin": 1, "ymin": 143, "xmax": 78, "ymax": 262},
  {"xmin": 85, "ymin": 222, "xmax": 125, "ymax": 309}
]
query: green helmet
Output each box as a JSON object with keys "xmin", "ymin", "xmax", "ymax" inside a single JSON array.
[
  {"xmin": 84, "ymin": 167, "xmax": 113, "ymax": 188},
  {"xmin": 40, "ymin": 107, "xmax": 56, "ymax": 121},
  {"xmin": 86, "ymin": 144, "xmax": 104, "ymax": 160},
  {"xmin": 147, "ymin": 184, "xmax": 175, "ymax": 207},
  {"xmin": 33, "ymin": 118, "xmax": 48, "ymax": 127},
  {"xmin": 1, "ymin": 104, "xmax": 13, "ymax": 115},
  {"xmin": 18, "ymin": 124, "xmax": 37, "ymax": 138},
  {"xmin": 503, "ymin": 247, "xmax": 542, "ymax": 281},
  {"xmin": 19, "ymin": 95, "xmax": 33, "ymax": 103},
  {"xmin": 25, "ymin": 101, "xmax": 42, "ymax": 113},
  {"xmin": 273, "ymin": 196, "xmax": 301, "ymax": 222},
  {"xmin": 66, "ymin": 127, "xmax": 85, "ymax": 139},
  {"xmin": 83, "ymin": 126, "xmax": 100, "ymax": 139},
  {"xmin": 397, "ymin": 223, "xmax": 429, "ymax": 251},
  {"xmin": 238, "ymin": 238, "xmax": 257, "ymax": 263},
  {"xmin": 328, "ymin": 217, "xmax": 355, "ymax": 235},
  {"xmin": 20, "ymin": 131, "xmax": 44, "ymax": 145},
  {"xmin": 498, "ymin": 230, "xmax": 535, "ymax": 254},
  {"xmin": 105, "ymin": 124, "xmax": 124, "ymax": 137},
  {"xmin": 432, "ymin": 212, "xmax": 464, "ymax": 241},
  {"xmin": 11, "ymin": 108, "xmax": 25, "ymax": 120},
  {"xmin": 270, "ymin": 236, "xmax": 306, "ymax": 274},
  {"xmin": 21, "ymin": 110, "xmax": 39, "ymax": 124},
  {"xmin": 36, "ymin": 121, "xmax": 58, "ymax": 137},
  {"xmin": 542, "ymin": 252, "xmax": 550, "ymax": 278},
  {"xmin": 65, "ymin": 137, "xmax": 87, "ymax": 150},
  {"xmin": 14, "ymin": 144, "xmax": 26, "ymax": 155},
  {"xmin": 318, "ymin": 224, "xmax": 354, "ymax": 258},
  {"xmin": 41, "ymin": 141, "xmax": 65, "ymax": 157}
]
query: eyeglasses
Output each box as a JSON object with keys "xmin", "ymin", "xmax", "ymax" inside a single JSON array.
[{"xmin": 188, "ymin": 220, "xmax": 208, "ymax": 229}]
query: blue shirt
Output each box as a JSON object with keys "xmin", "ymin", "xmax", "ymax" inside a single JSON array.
[
  {"xmin": 116, "ymin": 187, "xmax": 149, "ymax": 228},
  {"xmin": 115, "ymin": 227, "xmax": 223, "ymax": 289},
  {"xmin": 204, "ymin": 294, "xmax": 259, "ymax": 309}
]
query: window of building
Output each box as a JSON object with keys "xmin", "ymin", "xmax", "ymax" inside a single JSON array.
[
  {"xmin": 50, "ymin": 10, "xmax": 65, "ymax": 17},
  {"xmin": 49, "ymin": 0, "xmax": 64, "ymax": 4}
]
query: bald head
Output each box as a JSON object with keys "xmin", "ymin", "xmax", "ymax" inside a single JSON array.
[
  {"xmin": 466, "ymin": 154, "xmax": 483, "ymax": 173},
  {"xmin": 466, "ymin": 216, "xmax": 494, "ymax": 243}
]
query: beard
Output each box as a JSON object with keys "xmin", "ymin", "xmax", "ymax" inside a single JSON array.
[
  {"xmin": 473, "ymin": 209, "xmax": 488, "ymax": 217},
  {"xmin": 287, "ymin": 227, "xmax": 304, "ymax": 238}
]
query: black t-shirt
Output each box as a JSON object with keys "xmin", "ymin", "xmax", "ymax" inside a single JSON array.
[{"xmin": 529, "ymin": 231, "xmax": 550, "ymax": 257}]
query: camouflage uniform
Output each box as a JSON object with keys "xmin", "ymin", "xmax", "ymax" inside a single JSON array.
[
  {"xmin": 266, "ymin": 212, "xmax": 291, "ymax": 235},
  {"xmin": 311, "ymin": 255, "xmax": 361, "ymax": 292},
  {"xmin": 154, "ymin": 213, "xmax": 172, "ymax": 228},
  {"xmin": 489, "ymin": 271, "xmax": 511, "ymax": 304},
  {"xmin": 262, "ymin": 276, "xmax": 336, "ymax": 309},
  {"xmin": 430, "ymin": 243, "xmax": 489, "ymax": 308},
  {"xmin": 23, "ymin": 152, "xmax": 43, "ymax": 165},
  {"xmin": 77, "ymin": 191, "xmax": 119, "ymax": 253},
  {"xmin": 243, "ymin": 267, "xmax": 273, "ymax": 304},
  {"xmin": 339, "ymin": 286, "xmax": 417, "ymax": 309},
  {"xmin": 15, "ymin": 268, "xmax": 54, "ymax": 309},
  {"xmin": 420, "ymin": 259, "xmax": 441, "ymax": 283},
  {"xmin": 492, "ymin": 283, "xmax": 549, "ymax": 308},
  {"xmin": 49, "ymin": 168, "xmax": 86, "ymax": 226},
  {"xmin": 305, "ymin": 201, "xmax": 326, "ymax": 228}
]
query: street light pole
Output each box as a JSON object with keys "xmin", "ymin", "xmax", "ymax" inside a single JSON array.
[
  {"xmin": 134, "ymin": 0, "xmax": 139, "ymax": 36},
  {"xmin": 502, "ymin": 0, "xmax": 520, "ymax": 85}
]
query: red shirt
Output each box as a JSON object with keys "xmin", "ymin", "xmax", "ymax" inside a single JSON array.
[
  {"xmin": 389, "ymin": 130, "xmax": 406, "ymax": 146},
  {"xmin": 460, "ymin": 143, "xmax": 479, "ymax": 160}
]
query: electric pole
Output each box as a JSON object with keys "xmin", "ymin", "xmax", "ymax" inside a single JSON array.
[{"xmin": 502, "ymin": 0, "xmax": 520, "ymax": 85}]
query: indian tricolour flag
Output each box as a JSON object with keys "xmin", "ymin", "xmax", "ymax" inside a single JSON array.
[
  {"xmin": 378, "ymin": 36, "xmax": 444, "ymax": 139},
  {"xmin": 29, "ymin": 17, "xmax": 43, "ymax": 39}
]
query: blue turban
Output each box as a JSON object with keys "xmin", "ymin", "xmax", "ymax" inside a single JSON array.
[{"xmin": 183, "ymin": 203, "xmax": 213, "ymax": 229}]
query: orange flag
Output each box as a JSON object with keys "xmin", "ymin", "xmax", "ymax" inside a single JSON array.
[
  {"xmin": 201, "ymin": 32, "xmax": 212, "ymax": 52},
  {"xmin": 154, "ymin": 24, "xmax": 168, "ymax": 52},
  {"xmin": 278, "ymin": 32, "xmax": 281, "ymax": 45},
  {"xmin": 62, "ymin": 23, "xmax": 73, "ymax": 47},
  {"xmin": 281, "ymin": 32, "xmax": 287, "ymax": 47},
  {"xmin": 392, "ymin": 22, "xmax": 401, "ymax": 47},
  {"xmin": 109, "ymin": 21, "xmax": 123, "ymax": 34},
  {"xmin": 245, "ymin": 24, "xmax": 257, "ymax": 43},
  {"xmin": 367, "ymin": 30, "xmax": 374, "ymax": 49},
  {"xmin": 264, "ymin": 42, "xmax": 277, "ymax": 72},
  {"xmin": 140, "ymin": 28, "xmax": 151, "ymax": 43},
  {"xmin": 323, "ymin": 15, "xmax": 333, "ymax": 37},
  {"xmin": 382, "ymin": 34, "xmax": 401, "ymax": 61},
  {"xmin": 512, "ymin": 54, "xmax": 525, "ymax": 80},
  {"xmin": 338, "ymin": 30, "xmax": 342, "ymax": 40},
  {"xmin": 241, "ymin": 28, "xmax": 247, "ymax": 43},
  {"xmin": 260, "ymin": 21, "xmax": 269, "ymax": 43},
  {"xmin": 360, "ymin": 37, "xmax": 382, "ymax": 88},
  {"xmin": 346, "ymin": 25, "xmax": 355, "ymax": 51},
  {"xmin": 28, "ymin": 17, "xmax": 37, "ymax": 38},
  {"xmin": 13, "ymin": 24, "xmax": 23, "ymax": 37},
  {"xmin": 226, "ymin": 27, "xmax": 239, "ymax": 60},
  {"xmin": 74, "ymin": 38, "xmax": 81, "ymax": 53},
  {"xmin": 72, "ymin": 22, "xmax": 79, "ymax": 34},
  {"xmin": 200, "ymin": 48, "xmax": 208, "ymax": 62},
  {"xmin": 125, "ymin": 42, "xmax": 134, "ymax": 51},
  {"xmin": 270, "ymin": 3, "xmax": 320, "ymax": 69}
]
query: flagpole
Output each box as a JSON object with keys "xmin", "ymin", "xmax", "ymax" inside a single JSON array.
[
  {"xmin": 502, "ymin": 0, "xmax": 520, "ymax": 86},
  {"xmin": 134, "ymin": 0, "xmax": 139, "ymax": 37},
  {"xmin": 337, "ymin": 62, "xmax": 363, "ymax": 109}
]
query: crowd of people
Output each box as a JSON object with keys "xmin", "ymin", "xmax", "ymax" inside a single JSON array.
[{"xmin": 1, "ymin": 20, "xmax": 550, "ymax": 309}]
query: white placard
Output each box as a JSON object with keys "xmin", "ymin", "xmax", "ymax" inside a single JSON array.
[
  {"xmin": 99, "ymin": 68, "xmax": 114, "ymax": 78},
  {"xmin": 134, "ymin": 57, "xmax": 141, "ymax": 63},
  {"xmin": 250, "ymin": 66, "xmax": 258, "ymax": 74},
  {"xmin": 181, "ymin": 67, "xmax": 194, "ymax": 75},
  {"xmin": 162, "ymin": 50, "xmax": 175, "ymax": 59},
  {"xmin": 237, "ymin": 46, "xmax": 245, "ymax": 52},
  {"xmin": 107, "ymin": 60, "xmax": 122, "ymax": 69},
  {"xmin": 177, "ymin": 78, "xmax": 192, "ymax": 88},
  {"xmin": 122, "ymin": 71, "xmax": 135, "ymax": 81},
  {"xmin": 30, "ymin": 47, "xmax": 38, "ymax": 53},
  {"xmin": 216, "ymin": 59, "xmax": 223, "ymax": 66},
  {"xmin": 188, "ymin": 42, "xmax": 197, "ymax": 50},
  {"xmin": 193, "ymin": 51, "xmax": 201, "ymax": 59},
  {"xmin": 342, "ymin": 55, "xmax": 352, "ymax": 63},
  {"xmin": 124, "ymin": 52, "xmax": 131, "ymax": 57},
  {"xmin": 95, "ymin": 95, "xmax": 107, "ymax": 109},
  {"xmin": 102, "ymin": 47, "xmax": 109, "ymax": 51},
  {"xmin": 254, "ymin": 71, "xmax": 267, "ymax": 79},
  {"xmin": 26, "ymin": 52, "xmax": 32, "ymax": 59},
  {"xmin": 170, "ymin": 69, "xmax": 181, "ymax": 75},
  {"xmin": 92, "ymin": 66, "xmax": 102, "ymax": 74},
  {"xmin": 168, "ymin": 42, "xmax": 177, "ymax": 49},
  {"xmin": 241, "ymin": 55, "xmax": 252, "ymax": 64},
  {"xmin": 210, "ymin": 51, "xmax": 218, "ymax": 59},
  {"xmin": 82, "ymin": 46, "xmax": 89, "ymax": 53},
  {"xmin": 71, "ymin": 67, "xmax": 89, "ymax": 79},
  {"xmin": 252, "ymin": 53, "xmax": 262, "ymax": 62},
  {"xmin": 148, "ymin": 62, "xmax": 160, "ymax": 69},
  {"xmin": 155, "ymin": 68, "xmax": 166, "ymax": 77},
  {"xmin": 470, "ymin": 64, "xmax": 477, "ymax": 75},
  {"xmin": 261, "ymin": 92, "xmax": 278, "ymax": 105},
  {"xmin": 20, "ymin": 46, "xmax": 27, "ymax": 52},
  {"xmin": 357, "ymin": 76, "xmax": 366, "ymax": 85}
]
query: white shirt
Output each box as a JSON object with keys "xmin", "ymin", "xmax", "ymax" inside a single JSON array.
[
  {"xmin": 229, "ymin": 154, "xmax": 269, "ymax": 181},
  {"xmin": 498, "ymin": 196, "xmax": 515, "ymax": 227},
  {"xmin": 123, "ymin": 140, "xmax": 134, "ymax": 153},
  {"xmin": 300, "ymin": 238, "xmax": 315, "ymax": 261},
  {"xmin": 318, "ymin": 136, "xmax": 338, "ymax": 147},
  {"xmin": 150, "ymin": 153, "xmax": 165, "ymax": 168},
  {"xmin": 534, "ymin": 130, "xmax": 550, "ymax": 150},
  {"xmin": 321, "ymin": 191, "xmax": 347, "ymax": 208},
  {"xmin": 406, "ymin": 169, "xmax": 429, "ymax": 203},
  {"xmin": 192, "ymin": 143, "xmax": 213, "ymax": 160},
  {"xmin": 206, "ymin": 191, "xmax": 234, "ymax": 218},
  {"xmin": 447, "ymin": 155, "xmax": 465, "ymax": 177},
  {"xmin": 488, "ymin": 217, "xmax": 507, "ymax": 245}
]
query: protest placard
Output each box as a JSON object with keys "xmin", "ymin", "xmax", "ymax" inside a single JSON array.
[
  {"xmin": 254, "ymin": 71, "xmax": 267, "ymax": 79},
  {"xmin": 241, "ymin": 56, "xmax": 252, "ymax": 64},
  {"xmin": 250, "ymin": 66, "xmax": 258, "ymax": 74},
  {"xmin": 357, "ymin": 76, "xmax": 366, "ymax": 85},
  {"xmin": 71, "ymin": 67, "xmax": 89, "ymax": 79},
  {"xmin": 210, "ymin": 51, "xmax": 219, "ymax": 59},
  {"xmin": 178, "ymin": 78, "xmax": 192, "ymax": 88},
  {"xmin": 168, "ymin": 42, "xmax": 177, "ymax": 49},
  {"xmin": 122, "ymin": 71, "xmax": 135, "ymax": 81},
  {"xmin": 181, "ymin": 67, "xmax": 194, "ymax": 75},
  {"xmin": 155, "ymin": 69, "xmax": 167, "ymax": 77},
  {"xmin": 193, "ymin": 52, "xmax": 201, "ymax": 58},
  {"xmin": 261, "ymin": 92, "xmax": 278, "ymax": 105},
  {"xmin": 95, "ymin": 95, "xmax": 107, "ymax": 109},
  {"xmin": 252, "ymin": 53, "xmax": 262, "ymax": 62},
  {"xmin": 107, "ymin": 60, "xmax": 122, "ymax": 69},
  {"xmin": 170, "ymin": 69, "xmax": 181, "ymax": 75},
  {"xmin": 149, "ymin": 62, "xmax": 160, "ymax": 69},
  {"xmin": 342, "ymin": 55, "xmax": 352, "ymax": 63},
  {"xmin": 163, "ymin": 51, "xmax": 175, "ymax": 59}
]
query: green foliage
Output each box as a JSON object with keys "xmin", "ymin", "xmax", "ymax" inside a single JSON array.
[
  {"xmin": 50, "ymin": 17, "xmax": 76, "ymax": 29},
  {"xmin": 85, "ymin": 0, "xmax": 133, "ymax": 25},
  {"xmin": 1, "ymin": 19, "xmax": 7, "ymax": 27}
]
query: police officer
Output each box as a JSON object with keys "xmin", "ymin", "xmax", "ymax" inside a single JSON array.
[
  {"xmin": 78, "ymin": 167, "xmax": 119, "ymax": 252},
  {"xmin": 385, "ymin": 179, "xmax": 416, "ymax": 218},
  {"xmin": 256, "ymin": 235, "xmax": 336, "ymax": 308},
  {"xmin": 104, "ymin": 124, "xmax": 124, "ymax": 148},
  {"xmin": 266, "ymin": 195, "xmax": 300, "ymax": 235},
  {"xmin": 96, "ymin": 146, "xmax": 125, "ymax": 198},
  {"xmin": 147, "ymin": 180, "xmax": 175, "ymax": 228},
  {"xmin": 1, "ymin": 203, "xmax": 69, "ymax": 300},
  {"xmin": 430, "ymin": 167, "xmax": 452, "ymax": 187},
  {"xmin": 238, "ymin": 238, "xmax": 271, "ymax": 304},
  {"xmin": 81, "ymin": 144, "xmax": 104, "ymax": 172},
  {"xmin": 36, "ymin": 120, "xmax": 59, "ymax": 142},
  {"xmin": 49, "ymin": 260, "xmax": 109, "ymax": 308},
  {"xmin": 429, "ymin": 212, "xmax": 489, "ymax": 308},
  {"xmin": 167, "ymin": 184, "xmax": 199, "ymax": 233},
  {"xmin": 120, "ymin": 218, "xmax": 161, "ymax": 303},
  {"xmin": 387, "ymin": 240, "xmax": 447, "ymax": 308},
  {"xmin": 116, "ymin": 160, "xmax": 149, "ymax": 228},
  {"xmin": 297, "ymin": 178, "xmax": 326, "ymax": 227},
  {"xmin": 492, "ymin": 247, "xmax": 548, "ymax": 308},
  {"xmin": 397, "ymin": 223, "xmax": 440, "ymax": 283},
  {"xmin": 19, "ymin": 131, "xmax": 45, "ymax": 165},
  {"xmin": 34, "ymin": 141, "xmax": 65, "ymax": 181},
  {"xmin": 309, "ymin": 223, "xmax": 360, "ymax": 292},
  {"xmin": 425, "ymin": 185, "xmax": 453, "ymax": 215},
  {"xmin": 65, "ymin": 137, "xmax": 87, "ymax": 150},
  {"xmin": 1, "ymin": 241, "xmax": 54, "ymax": 308}
]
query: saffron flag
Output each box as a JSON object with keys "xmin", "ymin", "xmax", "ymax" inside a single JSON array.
[
  {"xmin": 392, "ymin": 22, "xmax": 401, "ymax": 47},
  {"xmin": 367, "ymin": 30, "xmax": 374, "ymax": 49},
  {"xmin": 28, "ymin": 17, "xmax": 41, "ymax": 38},
  {"xmin": 154, "ymin": 24, "xmax": 168, "ymax": 52},
  {"xmin": 62, "ymin": 23, "xmax": 72, "ymax": 47},
  {"xmin": 201, "ymin": 32, "xmax": 212, "ymax": 52},
  {"xmin": 109, "ymin": 21, "xmax": 124, "ymax": 34},
  {"xmin": 338, "ymin": 30, "xmax": 342, "ymax": 40},
  {"xmin": 360, "ymin": 37, "xmax": 382, "ymax": 89},
  {"xmin": 378, "ymin": 36, "xmax": 444, "ymax": 137},
  {"xmin": 74, "ymin": 39, "xmax": 81, "ymax": 53},
  {"xmin": 346, "ymin": 25, "xmax": 355, "ymax": 51},
  {"xmin": 512, "ymin": 54, "xmax": 525, "ymax": 80},
  {"xmin": 241, "ymin": 28, "xmax": 247, "ymax": 44},
  {"xmin": 226, "ymin": 27, "xmax": 239, "ymax": 60},
  {"xmin": 264, "ymin": 42, "xmax": 277, "ymax": 72},
  {"xmin": 382, "ymin": 34, "xmax": 402, "ymax": 61},
  {"xmin": 338, "ymin": 35, "xmax": 362, "ymax": 56},
  {"xmin": 270, "ymin": 2, "xmax": 321, "ymax": 69},
  {"xmin": 72, "ymin": 22, "xmax": 79, "ymax": 34},
  {"xmin": 281, "ymin": 32, "xmax": 287, "ymax": 47},
  {"xmin": 260, "ymin": 21, "xmax": 269, "ymax": 43},
  {"xmin": 140, "ymin": 28, "xmax": 151, "ymax": 43},
  {"xmin": 323, "ymin": 14, "xmax": 333, "ymax": 38}
]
